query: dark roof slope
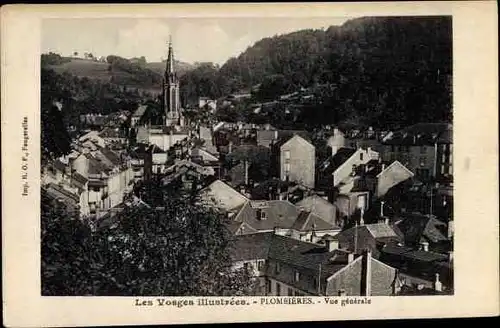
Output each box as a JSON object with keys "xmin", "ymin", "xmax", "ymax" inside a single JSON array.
[
  {"xmin": 321, "ymin": 147, "xmax": 357, "ymax": 175},
  {"xmin": 382, "ymin": 123, "xmax": 452, "ymax": 145},
  {"xmin": 395, "ymin": 213, "xmax": 449, "ymax": 245}
]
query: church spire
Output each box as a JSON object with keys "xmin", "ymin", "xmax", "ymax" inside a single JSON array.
[{"xmin": 166, "ymin": 35, "xmax": 175, "ymax": 76}]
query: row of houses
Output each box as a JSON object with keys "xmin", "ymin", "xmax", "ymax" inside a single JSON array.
[{"xmin": 42, "ymin": 131, "xmax": 135, "ymax": 220}]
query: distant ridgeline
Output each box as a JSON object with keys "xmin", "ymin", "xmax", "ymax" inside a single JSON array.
[{"xmin": 181, "ymin": 16, "xmax": 453, "ymax": 129}]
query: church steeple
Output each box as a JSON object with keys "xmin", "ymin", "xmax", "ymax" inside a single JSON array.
[
  {"xmin": 163, "ymin": 35, "xmax": 182, "ymax": 127},
  {"xmin": 166, "ymin": 35, "xmax": 175, "ymax": 77}
]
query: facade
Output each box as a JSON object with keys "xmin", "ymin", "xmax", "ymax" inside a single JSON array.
[
  {"xmin": 273, "ymin": 134, "xmax": 316, "ymax": 189},
  {"xmin": 381, "ymin": 123, "xmax": 452, "ymax": 181}
]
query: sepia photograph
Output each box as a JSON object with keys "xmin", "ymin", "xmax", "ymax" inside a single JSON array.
[{"xmin": 1, "ymin": 2, "xmax": 498, "ymax": 327}]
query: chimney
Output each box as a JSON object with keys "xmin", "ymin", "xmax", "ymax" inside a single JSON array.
[
  {"xmin": 338, "ymin": 289, "xmax": 346, "ymax": 296},
  {"xmin": 274, "ymin": 130, "xmax": 278, "ymax": 140},
  {"xmin": 228, "ymin": 141, "xmax": 233, "ymax": 154},
  {"xmin": 421, "ymin": 241, "xmax": 429, "ymax": 252},
  {"xmin": 381, "ymin": 163, "xmax": 386, "ymax": 172},
  {"xmin": 268, "ymin": 186, "xmax": 274, "ymax": 200},
  {"xmin": 364, "ymin": 250, "xmax": 372, "ymax": 296},
  {"xmin": 380, "ymin": 201, "xmax": 385, "ymax": 217},
  {"xmin": 347, "ymin": 253, "xmax": 355, "ymax": 263},
  {"xmin": 434, "ymin": 273, "xmax": 442, "ymax": 292},
  {"xmin": 324, "ymin": 237, "xmax": 339, "ymax": 252},
  {"xmin": 448, "ymin": 251, "xmax": 453, "ymax": 263},
  {"xmin": 359, "ymin": 208, "xmax": 365, "ymax": 226},
  {"xmin": 384, "ymin": 217, "xmax": 389, "ymax": 225}
]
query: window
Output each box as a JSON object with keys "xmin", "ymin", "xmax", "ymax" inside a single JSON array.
[
  {"xmin": 243, "ymin": 262, "xmax": 250, "ymax": 271},
  {"xmin": 294, "ymin": 271, "xmax": 300, "ymax": 282},
  {"xmin": 275, "ymin": 262, "xmax": 281, "ymax": 274},
  {"xmin": 284, "ymin": 150, "xmax": 291, "ymax": 160},
  {"xmin": 419, "ymin": 157, "xmax": 427, "ymax": 166},
  {"xmin": 441, "ymin": 164, "xmax": 445, "ymax": 174},
  {"xmin": 313, "ymin": 278, "xmax": 318, "ymax": 290},
  {"xmin": 276, "ymin": 282, "xmax": 281, "ymax": 296},
  {"xmin": 359, "ymin": 152, "xmax": 364, "ymax": 161},
  {"xmin": 288, "ymin": 288, "xmax": 293, "ymax": 296},
  {"xmin": 257, "ymin": 260, "xmax": 265, "ymax": 271},
  {"xmin": 284, "ymin": 163, "xmax": 291, "ymax": 173},
  {"xmin": 420, "ymin": 145, "xmax": 426, "ymax": 154},
  {"xmin": 391, "ymin": 145, "xmax": 395, "ymax": 152},
  {"xmin": 267, "ymin": 280, "xmax": 272, "ymax": 293}
]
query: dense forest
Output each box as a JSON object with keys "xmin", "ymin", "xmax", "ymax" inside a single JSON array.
[{"xmin": 180, "ymin": 16, "xmax": 453, "ymax": 129}]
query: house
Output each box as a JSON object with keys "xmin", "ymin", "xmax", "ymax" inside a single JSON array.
[
  {"xmin": 381, "ymin": 123, "xmax": 452, "ymax": 182},
  {"xmin": 163, "ymin": 160, "xmax": 215, "ymax": 189},
  {"xmin": 131, "ymin": 105, "xmax": 147, "ymax": 127},
  {"xmin": 148, "ymin": 144, "xmax": 168, "ymax": 175},
  {"xmin": 70, "ymin": 146, "xmax": 134, "ymax": 217},
  {"xmin": 98, "ymin": 127, "xmax": 128, "ymax": 148},
  {"xmin": 257, "ymin": 129, "xmax": 309, "ymax": 149},
  {"xmin": 393, "ymin": 212, "xmax": 451, "ymax": 253},
  {"xmin": 335, "ymin": 222, "xmax": 402, "ymax": 258},
  {"xmin": 136, "ymin": 125, "xmax": 190, "ymax": 153},
  {"xmin": 296, "ymin": 195, "xmax": 340, "ymax": 228},
  {"xmin": 78, "ymin": 130, "xmax": 106, "ymax": 148},
  {"xmin": 198, "ymin": 179, "xmax": 249, "ymax": 212},
  {"xmin": 230, "ymin": 199, "xmax": 340, "ymax": 240},
  {"xmin": 271, "ymin": 134, "xmax": 315, "ymax": 189},
  {"xmin": 379, "ymin": 243, "xmax": 453, "ymax": 293},
  {"xmin": 42, "ymin": 182, "xmax": 89, "ymax": 217},
  {"xmin": 198, "ymin": 97, "xmax": 217, "ymax": 112},
  {"xmin": 364, "ymin": 160, "xmax": 414, "ymax": 199},
  {"xmin": 230, "ymin": 233, "xmax": 400, "ymax": 296},
  {"xmin": 250, "ymin": 178, "xmax": 312, "ymax": 203},
  {"xmin": 319, "ymin": 147, "xmax": 380, "ymax": 190}
]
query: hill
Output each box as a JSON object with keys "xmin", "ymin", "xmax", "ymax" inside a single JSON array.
[
  {"xmin": 181, "ymin": 16, "xmax": 453, "ymax": 129},
  {"xmin": 45, "ymin": 56, "xmax": 195, "ymax": 94}
]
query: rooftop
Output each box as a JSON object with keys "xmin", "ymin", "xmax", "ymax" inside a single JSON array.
[{"xmin": 382, "ymin": 123, "xmax": 452, "ymax": 145}]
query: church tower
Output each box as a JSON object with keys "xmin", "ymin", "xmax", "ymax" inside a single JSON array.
[{"xmin": 163, "ymin": 36, "xmax": 182, "ymax": 127}]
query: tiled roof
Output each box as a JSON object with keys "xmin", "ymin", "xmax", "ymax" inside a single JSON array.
[
  {"xmin": 44, "ymin": 183, "xmax": 80, "ymax": 203},
  {"xmin": 267, "ymin": 234, "xmax": 350, "ymax": 276},
  {"xmin": 291, "ymin": 210, "xmax": 336, "ymax": 231},
  {"xmin": 229, "ymin": 232, "xmax": 273, "ymax": 261},
  {"xmin": 229, "ymin": 232, "xmax": 350, "ymax": 276},
  {"xmin": 72, "ymin": 172, "xmax": 88, "ymax": 185},
  {"xmin": 395, "ymin": 213, "xmax": 449, "ymax": 245},
  {"xmin": 381, "ymin": 244, "xmax": 448, "ymax": 262},
  {"xmin": 296, "ymin": 195, "xmax": 337, "ymax": 226},
  {"xmin": 86, "ymin": 154, "xmax": 112, "ymax": 175},
  {"xmin": 98, "ymin": 146, "xmax": 122, "ymax": 166},
  {"xmin": 234, "ymin": 200, "xmax": 299, "ymax": 231},
  {"xmin": 272, "ymin": 132, "xmax": 313, "ymax": 150},
  {"xmin": 382, "ymin": 123, "xmax": 452, "ymax": 145},
  {"xmin": 199, "ymin": 180, "xmax": 249, "ymax": 211}
]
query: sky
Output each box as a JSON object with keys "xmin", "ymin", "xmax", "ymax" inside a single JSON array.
[{"xmin": 42, "ymin": 17, "xmax": 352, "ymax": 65}]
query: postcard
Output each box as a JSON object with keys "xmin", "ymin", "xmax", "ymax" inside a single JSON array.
[{"xmin": 1, "ymin": 2, "xmax": 499, "ymax": 327}]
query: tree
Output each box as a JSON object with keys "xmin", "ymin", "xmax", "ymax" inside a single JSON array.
[
  {"xmin": 41, "ymin": 179, "xmax": 257, "ymax": 296},
  {"xmin": 73, "ymin": 51, "xmax": 78, "ymax": 57}
]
